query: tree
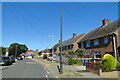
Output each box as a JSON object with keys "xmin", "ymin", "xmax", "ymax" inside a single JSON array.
[
  {"xmin": 38, "ymin": 51, "xmax": 42, "ymax": 56},
  {"xmin": 76, "ymin": 48, "xmax": 85, "ymax": 58},
  {"xmin": 68, "ymin": 50, "xmax": 75, "ymax": 58},
  {"xmin": 0, "ymin": 47, "xmax": 6, "ymax": 56},
  {"xmin": 19, "ymin": 44, "xmax": 28, "ymax": 53},
  {"xmin": 9, "ymin": 43, "xmax": 22, "ymax": 57},
  {"xmin": 8, "ymin": 43, "xmax": 28, "ymax": 57}
]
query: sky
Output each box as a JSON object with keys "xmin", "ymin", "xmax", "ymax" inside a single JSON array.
[{"xmin": 2, "ymin": 2, "xmax": 118, "ymax": 51}]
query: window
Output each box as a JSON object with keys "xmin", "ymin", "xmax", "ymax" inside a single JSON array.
[
  {"xmin": 85, "ymin": 52, "xmax": 91, "ymax": 55},
  {"xmin": 94, "ymin": 52, "xmax": 101, "ymax": 59},
  {"xmin": 81, "ymin": 42, "xmax": 84, "ymax": 48},
  {"xmin": 86, "ymin": 41, "xmax": 90, "ymax": 47},
  {"xmin": 104, "ymin": 37, "xmax": 109, "ymax": 44},
  {"xmin": 68, "ymin": 45, "xmax": 70, "ymax": 49},
  {"xmin": 70, "ymin": 45, "xmax": 73, "ymax": 49},
  {"xmin": 94, "ymin": 39, "xmax": 99, "ymax": 46}
]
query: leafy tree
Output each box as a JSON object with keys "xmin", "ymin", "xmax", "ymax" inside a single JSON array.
[
  {"xmin": 76, "ymin": 48, "xmax": 85, "ymax": 58},
  {"xmin": 38, "ymin": 51, "xmax": 42, "ymax": 56},
  {"xmin": 0, "ymin": 47, "xmax": 6, "ymax": 56},
  {"xmin": 68, "ymin": 50, "xmax": 75, "ymax": 58},
  {"xmin": 19, "ymin": 44, "xmax": 28, "ymax": 53},
  {"xmin": 8, "ymin": 43, "xmax": 28, "ymax": 57}
]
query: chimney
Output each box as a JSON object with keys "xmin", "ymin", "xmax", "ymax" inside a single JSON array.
[
  {"xmin": 102, "ymin": 19, "xmax": 109, "ymax": 26},
  {"xmin": 73, "ymin": 33, "xmax": 77, "ymax": 38}
]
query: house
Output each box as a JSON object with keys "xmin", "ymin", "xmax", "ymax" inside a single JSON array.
[
  {"xmin": 53, "ymin": 43, "xmax": 60, "ymax": 55},
  {"xmin": 3, "ymin": 47, "xmax": 9, "ymax": 56},
  {"xmin": 78, "ymin": 19, "xmax": 120, "ymax": 61},
  {"xmin": 53, "ymin": 33, "xmax": 86, "ymax": 55},
  {"xmin": 62, "ymin": 33, "xmax": 86, "ymax": 54},
  {"xmin": 25, "ymin": 50, "xmax": 36, "ymax": 58},
  {"xmin": 41, "ymin": 48, "xmax": 52, "ymax": 58}
]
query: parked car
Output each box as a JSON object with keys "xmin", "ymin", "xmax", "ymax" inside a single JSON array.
[
  {"xmin": 52, "ymin": 56, "xmax": 56, "ymax": 61},
  {"xmin": 17, "ymin": 56, "xmax": 23, "ymax": 60},
  {"xmin": 47, "ymin": 57, "xmax": 52, "ymax": 61},
  {"xmin": 0, "ymin": 57, "xmax": 10, "ymax": 66},
  {"xmin": 1, "ymin": 56, "xmax": 12, "ymax": 65},
  {"xmin": 10, "ymin": 57, "xmax": 15, "ymax": 63},
  {"xmin": 47, "ymin": 56, "xmax": 56, "ymax": 61}
]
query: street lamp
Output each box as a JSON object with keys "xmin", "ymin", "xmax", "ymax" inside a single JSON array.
[
  {"xmin": 59, "ymin": 8, "xmax": 63, "ymax": 74},
  {"xmin": 48, "ymin": 35, "xmax": 54, "ymax": 64}
]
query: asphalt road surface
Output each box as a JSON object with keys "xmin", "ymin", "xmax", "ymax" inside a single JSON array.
[{"xmin": 2, "ymin": 58, "xmax": 54, "ymax": 79}]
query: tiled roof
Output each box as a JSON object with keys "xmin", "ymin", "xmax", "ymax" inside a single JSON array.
[
  {"xmin": 79, "ymin": 19, "xmax": 120, "ymax": 42},
  {"xmin": 53, "ymin": 43, "xmax": 60, "ymax": 48},
  {"xmin": 59, "ymin": 33, "xmax": 86, "ymax": 47},
  {"xmin": 66, "ymin": 33, "xmax": 86, "ymax": 46}
]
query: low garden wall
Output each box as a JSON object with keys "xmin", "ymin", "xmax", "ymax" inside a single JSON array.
[
  {"xmin": 86, "ymin": 62, "xmax": 101, "ymax": 75},
  {"xmin": 86, "ymin": 62, "xmax": 119, "ymax": 78}
]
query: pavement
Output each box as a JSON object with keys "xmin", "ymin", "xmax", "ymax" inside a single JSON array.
[
  {"xmin": 31, "ymin": 58, "xmax": 103, "ymax": 78},
  {"xmin": 2, "ymin": 58, "xmax": 54, "ymax": 79}
]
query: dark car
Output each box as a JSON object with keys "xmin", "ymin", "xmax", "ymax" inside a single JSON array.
[
  {"xmin": 0, "ymin": 57, "xmax": 11, "ymax": 66},
  {"xmin": 17, "ymin": 56, "xmax": 23, "ymax": 60},
  {"xmin": 10, "ymin": 57, "xmax": 15, "ymax": 63},
  {"xmin": 1, "ymin": 56, "xmax": 13, "ymax": 65}
]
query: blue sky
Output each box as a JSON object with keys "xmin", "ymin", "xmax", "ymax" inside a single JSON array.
[{"xmin": 2, "ymin": 2, "xmax": 118, "ymax": 51}]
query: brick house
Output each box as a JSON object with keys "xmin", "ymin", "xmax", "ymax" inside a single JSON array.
[
  {"xmin": 53, "ymin": 43, "xmax": 60, "ymax": 54},
  {"xmin": 53, "ymin": 33, "xmax": 86, "ymax": 55},
  {"xmin": 78, "ymin": 19, "xmax": 120, "ymax": 61},
  {"xmin": 25, "ymin": 50, "xmax": 36, "ymax": 58},
  {"xmin": 41, "ymin": 48, "xmax": 52, "ymax": 57}
]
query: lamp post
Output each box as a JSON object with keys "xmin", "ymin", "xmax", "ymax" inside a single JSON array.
[
  {"xmin": 48, "ymin": 35, "xmax": 54, "ymax": 64},
  {"xmin": 59, "ymin": 8, "xmax": 63, "ymax": 74}
]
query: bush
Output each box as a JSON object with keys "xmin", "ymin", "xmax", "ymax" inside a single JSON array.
[
  {"xmin": 76, "ymin": 59, "xmax": 83, "ymax": 66},
  {"xmin": 68, "ymin": 58, "xmax": 83, "ymax": 65},
  {"xmin": 101, "ymin": 54, "xmax": 116, "ymax": 72},
  {"xmin": 31, "ymin": 54, "xmax": 35, "ymax": 58},
  {"xmin": 43, "ymin": 54, "xmax": 47, "ymax": 59},
  {"xmin": 116, "ymin": 61, "xmax": 120, "ymax": 71}
]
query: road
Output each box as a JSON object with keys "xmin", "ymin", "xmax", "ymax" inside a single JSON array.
[{"xmin": 2, "ymin": 58, "xmax": 54, "ymax": 79}]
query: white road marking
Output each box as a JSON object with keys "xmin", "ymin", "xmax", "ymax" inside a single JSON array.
[
  {"xmin": 44, "ymin": 67, "xmax": 49, "ymax": 74},
  {"xmin": 46, "ymin": 75, "xmax": 49, "ymax": 80}
]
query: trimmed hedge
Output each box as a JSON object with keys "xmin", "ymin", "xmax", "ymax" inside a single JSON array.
[{"xmin": 68, "ymin": 58, "xmax": 83, "ymax": 65}]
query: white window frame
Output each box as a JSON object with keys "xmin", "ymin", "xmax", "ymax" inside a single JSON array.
[{"xmin": 94, "ymin": 52, "xmax": 101, "ymax": 59}]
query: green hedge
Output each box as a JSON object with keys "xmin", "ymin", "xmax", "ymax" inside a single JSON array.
[
  {"xmin": 43, "ymin": 54, "xmax": 47, "ymax": 59},
  {"xmin": 68, "ymin": 58, "xmax": 83, "ymax": 65}
]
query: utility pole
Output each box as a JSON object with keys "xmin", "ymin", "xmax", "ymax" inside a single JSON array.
[
  {"xmin": 15, "ymin": 45, "xmax": 17, "ymax": 59},
  {"xmin": 59, "ymin": 8, "xmax": 63, "ymax": 74}
]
